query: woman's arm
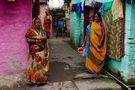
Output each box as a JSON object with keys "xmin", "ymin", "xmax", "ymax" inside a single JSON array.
[
  {"xmin": 25, "ymin": 29, "xmax": 35, "ymax": 39},
  {"xmin": 25, "ymin": 32, "xmax": 40, "ymax": 43}
]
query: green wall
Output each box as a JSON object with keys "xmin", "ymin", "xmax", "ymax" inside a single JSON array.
[
  {"xmin": 105, "ymin": 0, "xmax": 135, "ymax": 85},
  {"xmin": 70, "ymin": 0, "xmax": 84, "ymax": 48}
]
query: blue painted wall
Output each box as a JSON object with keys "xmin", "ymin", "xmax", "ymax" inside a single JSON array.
[
  {"xmin": 70, "ymin": 0, "xmax": 84, "ymax": 47},
  {"xmin": 105, "ymin": 0, "xmax": 135, "ymax": 84}
]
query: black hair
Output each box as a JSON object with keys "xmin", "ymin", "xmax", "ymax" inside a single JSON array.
[
  {"xmin": 33, "ymin": 17, "xmax": 40, "ymax": 23},
  {"xmin": 89, "ymin": 16, "xmax": 94, "ymax": 20},
  {"xmin": 93, "ymin": 12, "xmax": 102, "ymax": 21},
  {"xmin": 96, "ymin": 12, "xmax": 102, "ymax": 19}
]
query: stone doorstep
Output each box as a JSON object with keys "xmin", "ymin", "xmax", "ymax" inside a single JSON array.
[
  {"xmin": 74, "ymin": 78, "xmax": 122, "ymax": 90},
  {"xmin": 0, "ymin": 75, "xmax": 78, "ymax": 90},
  {"xmin": 39, "ymin": 81, "xmax": 78, "ymax": 90},
  {"xmin": 0, "ymin": 72, "xmax": 121, "ymax": 90},
  {"xmin": 33, "ymin": 78, "xmax": 122, "ymax": 90},
  {"xmin": 39, "ymin": 72, "xmax": 121, "ymax": 90}
]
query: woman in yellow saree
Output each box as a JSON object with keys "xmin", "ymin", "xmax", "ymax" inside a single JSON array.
[
  {"xmin": 25, "ymin": 17, "xmax": 49, "ymax": 84},
  {"xmin": 85, "ymin": 13, "xmax": 107, "ymax": 74}
]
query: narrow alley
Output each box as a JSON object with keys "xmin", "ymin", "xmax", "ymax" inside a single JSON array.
[{"xmin": 0, "ymin": 0, "xmax": 135, "ymax": 90}]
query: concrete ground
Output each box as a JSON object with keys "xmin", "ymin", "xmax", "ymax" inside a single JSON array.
[{"xmin": 0, "ymin": 37, "xmax": 122, "ymax": 90}]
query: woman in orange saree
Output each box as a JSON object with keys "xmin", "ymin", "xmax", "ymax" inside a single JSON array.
[
  {"xmin": 44, "ymin": 11, "xmax": 52, "ymax": 38},
  {"xmin": 85, "ymin": 13, "xmax": 107, "ymax": 74},
  {"xmin": 25, "ymin": 17, "xmax": 49, "ymax": 84}
]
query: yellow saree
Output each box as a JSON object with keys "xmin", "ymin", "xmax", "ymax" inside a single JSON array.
[{"xmin": 85, "ymin": 21, "xmax": 107, "ymax": 73}]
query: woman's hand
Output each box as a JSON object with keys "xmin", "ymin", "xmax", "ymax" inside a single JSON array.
[
  {"xmin": 35, "ymin": 35, "xmax": 46, "ymax": 40},
  {"xmin": 41, "ymin": 35, "xmax": 47, "ymax": 40},
  {"xmin": 27, "ymin": 38, "xmax": 36, "ymax": 42},
  {"xmin": 35, "ymin": 39, "xmax": 41, "ymax": 42},
  {"xmin": 27, "ymin": 36, "xmax": 40, "ymax": 42},
  {"xmin": 26, "ymin": 35, "xmax": 47, "ymax": 43},
  {"xmin": 36, "ymin": 35, "xmax": 47, "ymax": 42},
  {"xmin": 41, "ymin": 35, "xmax": 46, "ymax": 38}
]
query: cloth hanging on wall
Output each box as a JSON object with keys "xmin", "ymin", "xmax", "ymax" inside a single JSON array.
[
  {"xmin": 70, "ymin": 3, "xmax": 82, "ymax": 12},
  {"xmin": 98, "ymin": 1, "xmax": 113, "ymax": 19},
  {"xmin": 81, "ymin": 0, "xmax": 85, "ymax": 12},
  {"xmin": 96, "ymin": 0, "xmax": 125, "ymax": 60},
  {"xmin": 69, "ymin": 3, "xmax": 72, "ymax": 11},
  {"xmin": 112, "ymin": 0, "xmax": 124, "ymax": 21},
  {"xmin": 72, "ymin": 4, "xmax": 77, "ymax": 11},
  {"xmin": 88, "ymin": 0, "xmax": 93, "ymax": 6},
  {"xmin": 69, "ymin": 2, "xmax": 83, "ymax": 18},
  {"xmin": 104, "ymin": 10, "xmax": 124, "ymax": 60}
]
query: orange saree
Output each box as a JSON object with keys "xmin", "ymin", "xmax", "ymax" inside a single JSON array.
[
  {"xmin": 85, "ymin": 21, "xmax": 107, "ymax": 73},
  {"xmin": 44, "ymin": 15, "xmax": 51, "ymax": 38}
]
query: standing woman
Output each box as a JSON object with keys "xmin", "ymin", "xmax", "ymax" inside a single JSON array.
[
  {"xmin": 25, "ymin": 17, "xmax": 49, "ymax": 84},
  {"xmin": 85, "ymin": 13, "xmax": 107, "ymax": 74},
  {"xmin": 44, "ymin": 10, "xmax": 52, "ymax": 38}
]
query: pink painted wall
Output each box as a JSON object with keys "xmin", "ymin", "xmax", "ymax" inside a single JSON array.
[{"xmin": 0, "ymin": 0, "xmax": 32, "ymax": 75}]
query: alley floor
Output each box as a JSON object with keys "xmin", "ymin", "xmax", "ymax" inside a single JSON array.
[{"xmin": 0, "ymin": 37, "xmax": 122, "ymax": 90}]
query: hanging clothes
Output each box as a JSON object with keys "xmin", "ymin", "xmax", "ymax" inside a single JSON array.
[
  {"xmin": 112, "ymin": 0, "xmax": 124, "ymax": 21},
  {"xmin": 103, "ymin": 6, "xmax": 125, "ymax": 60},
  {"xmin": 69, "ymin": 3, "xmax": 73, "ymax": 11}
]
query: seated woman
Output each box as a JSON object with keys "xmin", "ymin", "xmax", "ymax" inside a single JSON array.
[
  {"xmin": 84, "ymin": 13, "xmax": 107, "ymax": 75},
  {"xmin": 25, "ymin": 17, "xmax": 49, "ymax": 84}
]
